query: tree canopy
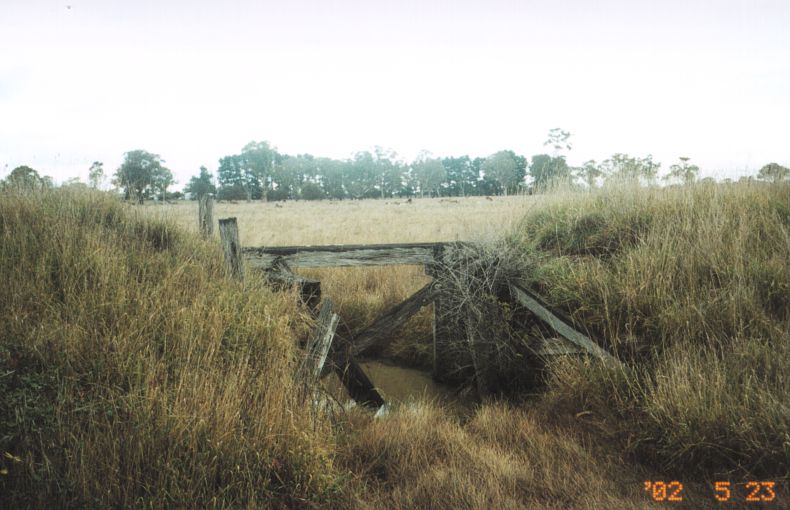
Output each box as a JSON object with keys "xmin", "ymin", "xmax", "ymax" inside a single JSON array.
[
  {"xmin": 185, "ymin": 166, "xmax": 216, "ymax": 199},
  {"xmin": 530, "ymin": 154, "xmax": 571, "ymax": 190},
  {"xmin": 482, "ymin": 151, "xmax": 518, "ymax": 196},
  {"xmin": 88, "ymin": 161, "xmax": 105, "ymax": 189},
  {"xmin": 757, "ymin": 162, "xmax": 789, "ymax": 183},
  {"xmin": 664, "ymin": 157, "xmax": 700, "ymax": 185},
  {"xmin": 114, "ymin": 150, "xmax": 165, "ymax": 204},
  {"xmin": 4, "ymin": 166, "xmax": 43, "ymax": 191}
]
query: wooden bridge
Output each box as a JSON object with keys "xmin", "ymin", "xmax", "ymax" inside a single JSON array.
[{"xmin": 200, "ymin": 196, "xmax": 620, "ymax": 411}]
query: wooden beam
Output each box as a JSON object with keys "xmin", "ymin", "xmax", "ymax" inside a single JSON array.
[
  {"xmin": 332, "ymin": 350, "xmax": 386, "ymax": 410},
  {"xmin": 350, "ymin": 282, "xmax": 436, "ymax": 357},
  {"xmin": 243, "ymin": 242, "xmax": 450, "ymax": 268},
  {"xmin": 465, "ymin": 321, "xmax": 494, "ymax": 400},
  {"xmin": 425, "ymin": 243, "xmax": 445, "ymax": 277},
  {"xmin": 534, "ymin": 337, "xmax": 585, "ymax": 356},
  {"xmin": 299, "ymin": 299, "xmax": 339, "ymax": 385},
  {"xmin": 218, "ymin": 217, "xmax": 243, "ymax": 281},
  {"xmin": 508, "ymin": 283, "xmax": 620, "ymax": 364},
  {"xmin": 265, "ymin": 257, "xmax": 321, "ymax": 312},
  {"xmin": 198, "ymin": 194, "xmax": 214, "ymax": 238},
  {"xmin": 292, "ymin": 288, "xmax": 384, "ymax": 409}
]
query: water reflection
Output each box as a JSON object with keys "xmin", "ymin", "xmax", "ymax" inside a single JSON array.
[{"xmin": 323, "ymin": 360, "xmax": 466, "ymax": 410}]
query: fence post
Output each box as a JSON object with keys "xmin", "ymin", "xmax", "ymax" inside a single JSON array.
[
  {"xmin": 427, "ymin": 244, "xmax": 453, "ymax": 382},
  {"xmin": 218, "ymin": 217, "xmax": 243, "ymax": 280},
  {"xmin": 198, "ymin": 194, "xmax": 214, "ymax": 238}
]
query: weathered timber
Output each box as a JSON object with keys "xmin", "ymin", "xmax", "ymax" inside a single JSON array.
[
  {"xmin": 299, "ymin": 299, "xmax": 339, "ymax": 386},
  {"xmin": 350, "ymin": 282, "xmax": 436, "ymax": 357},
  {"xmin": 426, "ymin": 245, "xmax": 455, "ymax": 381},
  {"xmin": 198, "ymin": 194, "xmax": 214, "ymax": 238},
  {"xmin": 219, "ymin": 217, "xmax": 243, "ymax": 280},
  {"xmin": 535, "ymin": 337, "xmax": 585, "ymax": 356},
  {"xmin": 465, "ymin": 321, "xmax": 495, "ymax": 399},
  {"xmin": 425, "ymin": 243, "xmax": 445, "ymax": 277},
  {"xmin": 332, "ymin": 349, "xmax": 386, "ymax": 409},
  {"xmin": 243, "ymin": 242, "xmax": 451, "ymax": 268},
  {"xmin": 509, "ymin": 283, "xmax": 620, "ymax": 364},
  {"xmin": 431, "ymin": 292, "xmax": 455, "ymax": 382},
  {"xmin": 265, "ymin": 257, "xmax": 322, "ymax": 311}
]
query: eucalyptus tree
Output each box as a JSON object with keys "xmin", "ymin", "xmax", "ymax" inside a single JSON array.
[
  {"xmin": 481, "ymin": 151, "xmax": 518, "ymax": 196},
  {"xmin": 664, "ymin": 157, "xmax": 700, "ymax": 185},
  {"xmin": 151, "ymin": 165, "xmax": 174, "ymax": 202},
  {"xmin": 544, "ymin": 127, "xmax": 572, "ymax": 156},
  {"xmin": 575, "ymin": 160, "xmax": 603, "ymax": 189},
  {"xmin": 88, "ymin": 161, "xmax": 104, "ymax": 189},
  {"xmin": 757, "ymin": 162, "xmax": 789, "ymax": 183},
  {"xmin": 601, "ymin": 153, "xmax": 661, "ymax": 185},
  {"xmin": 4, "ymin": 165, "xmax": 42, "ymax": 191},
  {"xmin": 241, "ymin": 140, "xmax": 275, "ymax": 201},
  {"xmin": 346, "ymin": 151, "xmax": 378, "ymax": 199},
  {"xmin": 114, "ymin": 150, "xmax": 164, "ymax": 204},
  {"xmin": 442, "ymin": 156, "xmax": 477, "ymax": 196},
  {"xmin": 529, "ymin": 154, "xmax": 571, "ymax": 191},
  {"xmin": 185, "ymin": 166, "xmax": 216, "ymax": 199},
  {"xmin": 412, "ymin": 152, "xmax": 447, "ymax": 198}
]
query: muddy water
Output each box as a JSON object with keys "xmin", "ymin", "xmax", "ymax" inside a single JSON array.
[{"xmin": 324, "ymin": 360, "xmax": 465, "ymax": 408}]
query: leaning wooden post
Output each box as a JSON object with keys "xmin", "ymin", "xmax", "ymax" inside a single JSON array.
[
  {"xmin": 198, "ymin": 194, "xmax": 214, "ymax": 238},
  {"xmin": 427, "ymin": 244, "xmax": 453, "ymax": 382},
  {"xmin": 218, "ymin": 217, "xmax": 243, "ymax": 280}
]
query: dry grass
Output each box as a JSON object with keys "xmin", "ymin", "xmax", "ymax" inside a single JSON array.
[
  {"xmin": 7, "ymin": 183, "xmax": 788, "ymax": 509},
  {"xmin": 145, "ymin": 195, "xmax": 544, "ymax": 367},
  {"xmin": 511, "ymin": 180, "xmax": 790, "ymax": 477},
  {"xmin": 145, "ymin": 195, "xmax": 541, "ymax": 245},
  {"xmin": 337, "ymin": 402, "xmax": 671, "ymax": 509},
  {"xmin": 0, "ymin": 189, "xmax": 342, "ymax": 508}
]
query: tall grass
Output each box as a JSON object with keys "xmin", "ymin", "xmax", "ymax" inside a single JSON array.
[
  {"xmin": 510, "ymin": 181, "xmax": 790, "ymax": 476},
  {"xmin": 336, "ymin": 402, "xmax": 662, "ymax": 509},
  {"xmin": 0, "ymin": 189, "xmax": 343, "ymax": 508},
  {"xmin": 6, "ymin": 183, "xmax": 786, "ymax": 508}
]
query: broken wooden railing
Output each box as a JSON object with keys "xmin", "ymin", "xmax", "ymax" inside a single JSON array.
[
  {"xmin": 245, "ymin": 243, "xmax": 445, "ymax": 409},
  {"xmin": 214, "ymin": 212, "xmax": 620, "ymax": 408},
  {"xmin": 507, "ymin": 283, "xmax": 620, "ymax": 364},
  {"xmin": 243, "ymin": 242, "xmax": 442, "ymax": 269}
]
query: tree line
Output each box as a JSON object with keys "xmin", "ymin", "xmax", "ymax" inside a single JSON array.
[
  {"xmin": 179, "ymin": 130, "xmax": 789, "ymax": 201},
  {"xmin": 3, "ymin": 129, "xmax": 790, "ymax": 198}
]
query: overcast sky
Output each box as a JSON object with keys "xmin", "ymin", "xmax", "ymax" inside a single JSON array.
[{"xmin": 1, "ymin": 0, "xmax": 788, "ymax": 187}]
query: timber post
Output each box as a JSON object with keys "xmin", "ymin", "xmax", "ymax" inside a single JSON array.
[
  {"xmin": 330, "ymin": 347, "xmax": 386, "ymax": 409},
  {"xmin": 426, "ymin": 244, "xmax": 453, "ymax": 382},
  {"xmin": 218, "ymin": 217, "xmax": 243, "ymax": 280},
  {"xmin": 198, "ymin": 194, "xmax": 214, "ymax": 238},
  {"xmin": 266, "ymin": 257, "xmax": 322, "ymax": 313},
  {"xmin": 298, "ymin": 298, "xmax": 339, "ymax": 400}
]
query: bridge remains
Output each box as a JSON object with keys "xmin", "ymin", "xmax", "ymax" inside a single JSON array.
[{"xmin": 201, "ymin": 197, "xmax": 620, "ymax": 411}]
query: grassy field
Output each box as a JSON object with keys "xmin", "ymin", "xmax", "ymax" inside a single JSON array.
[{"xmin": 2, "ymin": 184, "xmax": 788, "ymax": 508}]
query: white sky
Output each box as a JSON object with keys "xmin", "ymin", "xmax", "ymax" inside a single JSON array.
[{"xmin": 1, "ymin": 0, "xmax": 789, "ymax": 188}]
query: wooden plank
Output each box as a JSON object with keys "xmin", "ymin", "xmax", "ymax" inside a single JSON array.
[
  {"xmin": 333, "ymin": 351, "xmax": 386, "ymax": 410},
  {"xmin": 509, "ymin": 283, "xmax": 620, "ymax": 364},
  {"xmin": 535, "ymin": 337, "xmax": 585, "ymax": 356},
  {"xmin": 425, "ymin": 243, "xmax": 445, "ymax": 277},
  {"xmin": 218, "ymin": 217, "xmax": 243, "ymax": 280},
  {"xmin": 300, "ymin": 299, "xmax": 339, "ymax": 384},
  {"xmin": 350, "ymin": 282, "xmax": 436, "ymax": 357},
  {"xmin": 428, "ymin": 245, "xmax": 455, "ymax": 381},
  {"xmin": 245, "ymin": 242, "xmax": 446, "ymax": 256},
  {"xmin": 244, "ymin": 245, "xmax": 439, "ymax": 268},
  {"xmin": 265, "ymin": 257, "xmax": 321, "ymax": 311},
  {"xmin": 431, "ymin": 295, "xmax": 454, "ymax": 381},
  {"xmin": 198, "ymin": 194, "xmax": 214, "ymax": 238},
  {"xmin": 465, "ymin": 321, "xmax": 495, "ymax": 400}
]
